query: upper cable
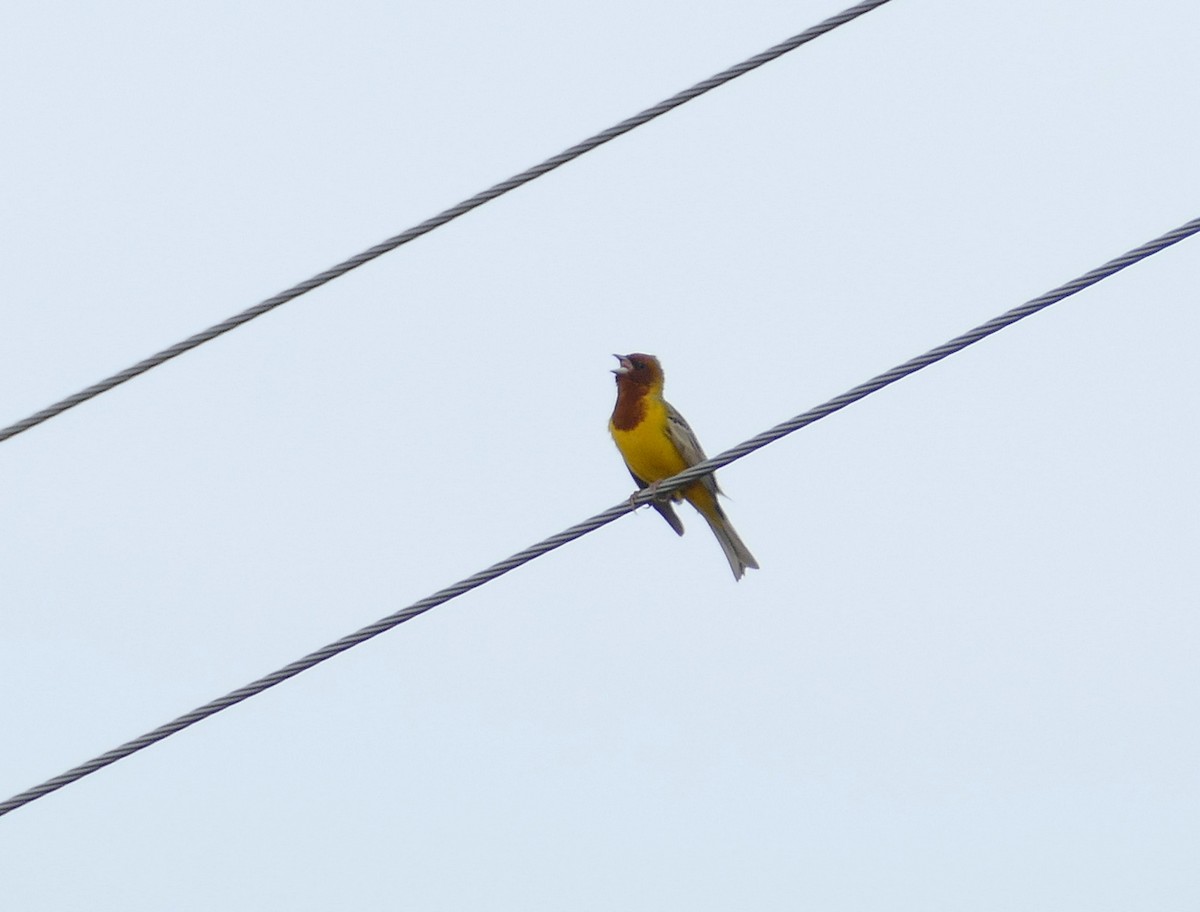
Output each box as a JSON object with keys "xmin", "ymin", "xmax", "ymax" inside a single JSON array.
[{"xmin": 0, "ymin": 0, "xmax": 894, "ymax": 445}]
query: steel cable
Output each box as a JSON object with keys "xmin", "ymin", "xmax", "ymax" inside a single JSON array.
[
  {"xmin": 2, "ymin": 213, "xmax": 1196, "ymax": 819},
  {"xmin": 0, "ymin": 0, "xmax": 892, "ymax": 445}
]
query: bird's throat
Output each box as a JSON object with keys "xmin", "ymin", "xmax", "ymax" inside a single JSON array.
[{"xmin": 610, "ymin": 380, "xmax": 652, "ymax": 431}]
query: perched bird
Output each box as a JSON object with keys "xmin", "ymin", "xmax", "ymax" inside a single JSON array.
[{"xmin": 609, "ymin": 353, "xmax": 759, "ymax": 580}]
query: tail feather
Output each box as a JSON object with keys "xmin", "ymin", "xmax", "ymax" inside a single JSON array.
[{"xmin": 700, "ymin": 509, "xmax": 759, "ymax": 581}]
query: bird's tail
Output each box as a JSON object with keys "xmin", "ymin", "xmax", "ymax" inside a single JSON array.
[{"xmin": 700, "ymin": 506, "xmax": 759, "ymax": 581}]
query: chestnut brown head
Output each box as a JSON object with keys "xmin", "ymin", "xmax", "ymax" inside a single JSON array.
[{"xmin": 611, "ymin": 353, "xmax": 664, "ymax": 389}]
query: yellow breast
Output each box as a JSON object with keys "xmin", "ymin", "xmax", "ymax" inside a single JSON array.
[{"xmin": 609, "ymin": 396, "xmax": 688, "ymax": 485}]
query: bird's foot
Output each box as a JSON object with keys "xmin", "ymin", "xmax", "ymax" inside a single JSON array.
[{"xmin": 645, "ymin": 480, "xmax": 676, "ymax": 503}]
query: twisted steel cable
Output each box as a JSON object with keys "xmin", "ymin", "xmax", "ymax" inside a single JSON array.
[
  {"xmin": 2, "ymin": 213, "xmax": 1196, "ymax": 819},
  {"xmin": 0, "ymin": 0, "xmax": 892, "ymax": 445}
]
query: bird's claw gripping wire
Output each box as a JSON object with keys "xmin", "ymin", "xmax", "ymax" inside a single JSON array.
[{"xmin": 630, "ymin": 480, "xmax": 673, "ymax": 510}]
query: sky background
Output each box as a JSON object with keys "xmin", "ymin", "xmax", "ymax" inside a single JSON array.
[{"xmin": 2, "ymin": 1, "xmax": 1199, "ymax": 909}]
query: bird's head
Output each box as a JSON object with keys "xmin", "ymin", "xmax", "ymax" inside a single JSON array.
[{"xmin": 612, "ymin": 353, "xmax": 664, "ymax": 390}]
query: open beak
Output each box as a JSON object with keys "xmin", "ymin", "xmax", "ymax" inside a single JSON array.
[{"xmin": 611, "ymin": 354, "xmax": 632, "ymax": 375}]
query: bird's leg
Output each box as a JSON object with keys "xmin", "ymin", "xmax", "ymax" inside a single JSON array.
[
  {"xmin": 629, "ymin": 480, "xmax": 678, "ymax": 511},
  {"xmin": 645, "ymin": 480, "xmax": 674, "ymax": 503},
  {"xmin": 629, "ymin": 480, "xmax": 661, "ymax": 508}
]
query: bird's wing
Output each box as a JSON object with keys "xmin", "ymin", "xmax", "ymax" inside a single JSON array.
[{"xmin": 664, "ymin": 401, "xmax": 722, "ymax": 496}]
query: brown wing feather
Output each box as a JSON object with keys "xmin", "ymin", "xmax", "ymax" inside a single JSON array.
[{"xmin": 663, "ymin": 401, "xmax": 721, "ymax": 497}]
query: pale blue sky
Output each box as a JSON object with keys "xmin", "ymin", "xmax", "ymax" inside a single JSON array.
[{"xmin": 2, "ymin": 1, "xmax": 1198, "ymax": 909}]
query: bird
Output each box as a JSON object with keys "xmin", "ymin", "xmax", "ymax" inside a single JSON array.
[{"xmin": 608, "ymin": 353, "xmax": 759, "ymax": 580}]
